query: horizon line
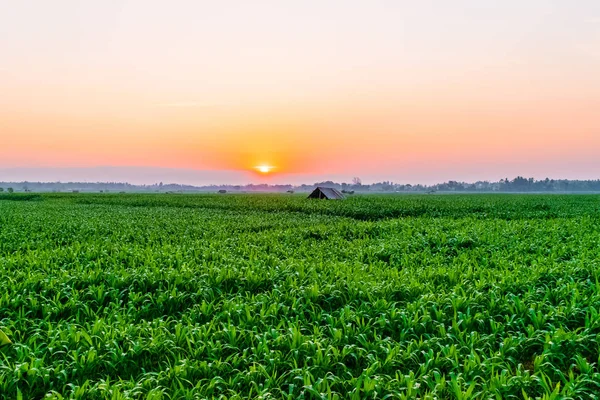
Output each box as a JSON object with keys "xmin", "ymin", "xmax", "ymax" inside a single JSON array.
[{"xmin": 2, "ymin": 176, "xmax": 599, "ymax": 188}]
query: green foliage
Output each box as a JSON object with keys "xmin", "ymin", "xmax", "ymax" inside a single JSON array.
[
  {"xmin": 1, "ymin": 193, "xmax": 600, "ymax": 398},
  {"xmin": 0, "ymin": 193, "xmax": 42, "ymax": 202},
  {"xmin": 0, "ymin": 329, "xmax": 11, "ymax": 346}
]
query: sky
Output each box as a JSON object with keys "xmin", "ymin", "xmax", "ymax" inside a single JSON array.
[{"xmin": 1, "ymin": 0, "xmax": 599, "ymax": 185}]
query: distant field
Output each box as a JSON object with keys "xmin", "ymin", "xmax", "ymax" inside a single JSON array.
[{"xmin": 1, "ymin": 193, "xmax": 600, "ymax": 399}]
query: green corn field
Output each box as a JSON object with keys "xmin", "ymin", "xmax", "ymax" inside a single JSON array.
[{"xmin": 1, "ymin": 193, "xmax": 600, "ymax": 399}]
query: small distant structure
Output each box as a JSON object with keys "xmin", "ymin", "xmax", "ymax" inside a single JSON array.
[
  {"xmin": 287, "ymin": 190, "xmax": 295, "ymax": 194},
  {"xmin": 218, "ymin": 189, "xmax": 227, "ymax": 194},
  {"xmin": 307, "ymin": 187, "xmax": 344, "ymax": 200},
  {"xmin": 341, "ymin": 190, "xmax": 355, "ymax": 195},
  {"xmin": 72, "ymin": 190, "xmax": 80, "ymax": 194}
]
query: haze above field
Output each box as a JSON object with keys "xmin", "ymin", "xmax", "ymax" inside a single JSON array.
[{"xmin": 1, "ymin": 1, "xmax": 599, "ymax": 184}]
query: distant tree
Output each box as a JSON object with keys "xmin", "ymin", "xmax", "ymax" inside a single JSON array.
[
  {"xmin": 511, "ymin": 176, "xmax": 529, "ymax": 191},
  {"xmin": 7, "ymin": 188, "xmax": 13, "ymax": 193},
  {"xmin": 0, "ymin": 188, "xmax": 3, "ymax": 192},
  {"xmin": 352, "ymin": 177, "xmax": 362, "ymax": 186}
]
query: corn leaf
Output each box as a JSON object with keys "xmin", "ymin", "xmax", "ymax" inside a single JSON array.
[{"xmin": 0, "ymin": 329, "xmax": 11, "ymax": 346}]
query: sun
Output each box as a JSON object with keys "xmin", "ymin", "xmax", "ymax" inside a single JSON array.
[{"xmin": 255, "ymin": 165, "xmax": 274, "ymax": 174}]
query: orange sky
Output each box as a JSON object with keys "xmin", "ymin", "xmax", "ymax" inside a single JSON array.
[{"xmin": 1, "ymin": 1, "xmax": 599, "ymax": 184}]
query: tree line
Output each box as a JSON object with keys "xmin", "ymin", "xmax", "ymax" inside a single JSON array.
[{"xmin": 2, "ymin": 177, "xmax": 600, "ymax": 193}]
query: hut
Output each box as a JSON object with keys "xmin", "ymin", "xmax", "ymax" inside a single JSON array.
[
  {"xmin": 218, "ymin": 189, "xmax": 227, "ymax": 194},
  {"xmin": 307, "ymin": 187, "xmax": 344, "ymax": 200}
]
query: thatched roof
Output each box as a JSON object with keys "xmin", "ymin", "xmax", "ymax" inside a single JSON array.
[{"xmin": 307, "ymin": 187, "xmax": 344, "ymax": 200}]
